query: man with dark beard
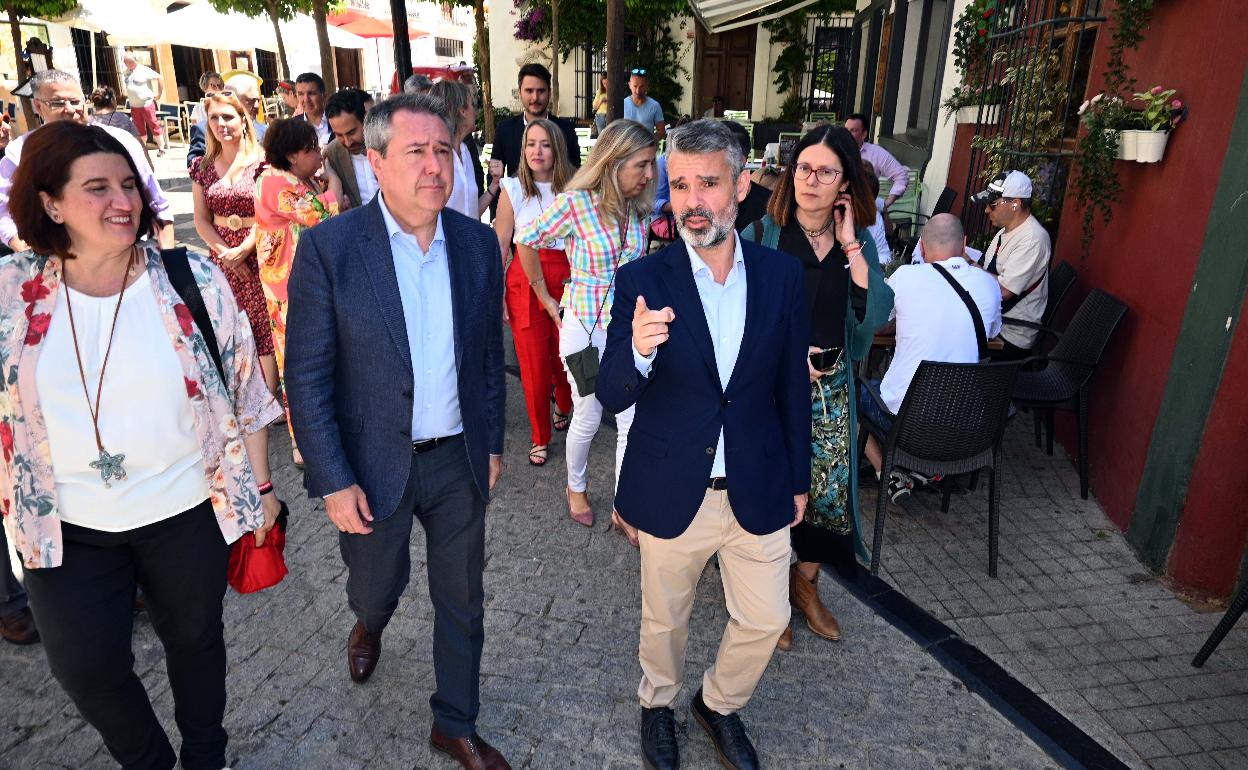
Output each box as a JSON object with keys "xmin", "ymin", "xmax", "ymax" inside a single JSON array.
[{"xmin": 597, "ymin": 119, "xmax": 811, "ymax": 770}]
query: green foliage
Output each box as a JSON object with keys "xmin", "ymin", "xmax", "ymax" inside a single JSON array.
[
  {"xmin": 761, "ymin": 0, "xmax": 854, "ymax": 120},
  {"xmin": 969, "ymin": 47, "xmax": 1067, "ymax": 185},
  {"xmin": 1104, "ymin": 0, "xmax": 1154, "ymax": 97},
  {"xmin": 2, "ymin": 0, "xmax": 77, "ymax": 16},
  {"xmin": 210, "ymin": 0, "xmax": 305, "ymax": 21},
  {"xmin": 951, "ymin": 0, "xmax": 1000, "ymax": 83}
]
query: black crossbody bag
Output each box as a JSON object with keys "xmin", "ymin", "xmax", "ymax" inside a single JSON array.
[
  {"xmin": 564, "ymin": 218, "xmax": 628, "ymax": 396},
  {"xmin": 932, "ymin": 262, "xmax": 989, "ymax": 362},
  {"xmin": 161, "ymin": 247, "xmax": 225, "ymax": 382}
]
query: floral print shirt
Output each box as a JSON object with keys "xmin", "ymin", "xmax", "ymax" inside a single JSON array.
[{"xmin": 0, "ymin": 245, "xmax": 283, "ymax": 568}]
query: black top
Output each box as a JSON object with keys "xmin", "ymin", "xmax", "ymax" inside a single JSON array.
[
  {"xmin": 732, "ymin": 182, "xmax": 772, "ymax": 233},
  {"xmin": 778, "ymin": 219, "xmax": 868, "ymax": 349},
  {"xmin": 490, "ymin": 114, "xmax": 583, "ymax": 176}
]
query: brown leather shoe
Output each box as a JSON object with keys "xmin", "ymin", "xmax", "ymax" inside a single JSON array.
[
  {"xmin": 790, "ymin": 565, "xmax": 841, "ymax": 641},
  {"xmin": 775, "ymin": 623, "xmax": 793, "ymax": 651},
  {"xmin": 0, "ymin": 606, "xmax": 39, "ymax": 645},
  {"xmin": 429, "ymin": 725, "xmax": 512, "ymax": 770},
  {"xmin": 347, "ymin": 621, "xmax": 382, "ymax": 683}
]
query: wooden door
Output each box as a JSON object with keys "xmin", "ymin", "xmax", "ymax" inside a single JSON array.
[{"xmin": 695, "ymin": 26, "xmax": 756, "ymax": 117}]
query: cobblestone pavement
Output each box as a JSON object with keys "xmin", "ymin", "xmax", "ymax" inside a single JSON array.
[{"xmin": 866, "ymin": 425, "xmax": 1248, "ymax": 770}]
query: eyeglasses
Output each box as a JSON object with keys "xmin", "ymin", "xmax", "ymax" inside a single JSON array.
[
  {"xmin": 629, "ymin": 68, "xmax": 647, "ymax": 76},
  {"xmin": 793, "ymin": 163, "xmax": 843, "ymax": 185},
  {"xmin": 986, "ymin": 197, "xmax": 1012, "ymax": 209},
  {"xmin": 35, "ymin": 98, "xmax": 84, "ymax": 110}
]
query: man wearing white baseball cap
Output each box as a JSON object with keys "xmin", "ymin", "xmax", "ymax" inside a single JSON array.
[{"xmin": 973, "ymin": 170, "xmax": 1051, "ymax": 360}]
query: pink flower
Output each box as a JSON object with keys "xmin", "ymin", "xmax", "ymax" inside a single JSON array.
[
  {"xmin": 1150, "ymin": 86, "xmax": 1164, "ymax": 96},
  {"xmin": 1171, "ymin": 99, "xmax": 1182, "ymax": 109}
]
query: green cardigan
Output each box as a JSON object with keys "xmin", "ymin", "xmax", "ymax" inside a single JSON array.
[{"xmin": 744, "ymin": 216, "xmax": 895, "ymax": 561}]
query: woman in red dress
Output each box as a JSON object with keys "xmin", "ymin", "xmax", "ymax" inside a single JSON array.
[{"xmin": 189, "ymin": 92, "xmax": 277, "ymax": 394}]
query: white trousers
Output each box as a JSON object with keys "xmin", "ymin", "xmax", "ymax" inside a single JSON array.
[{"xmin": 558, "ymin": 308, "xmax": 635, "ymax": 494}]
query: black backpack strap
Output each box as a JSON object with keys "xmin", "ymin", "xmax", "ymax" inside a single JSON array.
[
  {"xmin": 932, "ymin": 262, "xmax": 989, "ymax": 361},
  {"xmin": 162, "ymin": 247, "xmax": 226, "ymax": 383}
]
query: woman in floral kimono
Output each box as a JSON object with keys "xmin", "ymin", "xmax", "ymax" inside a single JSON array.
[
  {"xmin": 254, "ymin": 118, "xmax": 340, "ymax": 468},
  {"xmin": 744, "ymin": 125, "xmax": 894, "ymax": 650},
  {"xmin": 0, "ymin": 122, "xmax": 282, "ymax": 770}
]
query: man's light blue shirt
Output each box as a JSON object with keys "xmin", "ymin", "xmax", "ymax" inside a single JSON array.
[
  {"xmin": 635, "ymin": 234, "xmax": 746, "ymax": 478},
  {"xmin": 652, "ymin": 155, "xmax": 670, "ymax": 218},
  {"xmin": 624, "ymin": 96, "xmax": 665, "ymax": 133},
  {"xmin": 378, "ymin": 194, "xmax": 463, "ymax": 441}
]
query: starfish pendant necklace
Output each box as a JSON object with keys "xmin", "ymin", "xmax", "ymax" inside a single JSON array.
[{"xmin": 65, "ymin": 247, "xmax": 136, "ymax": 489}]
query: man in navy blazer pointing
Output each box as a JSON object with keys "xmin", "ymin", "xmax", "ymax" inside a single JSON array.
[
  {"xmin": 285, "ymin": 94, "xmax": 511, "ymax": 770},
  {"xmin": 597, "ymin": 120, "xmax": 811, "ymax": 770}
]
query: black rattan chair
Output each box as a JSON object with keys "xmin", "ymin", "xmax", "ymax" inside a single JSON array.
[
  {"xmin": 859, "ymin": 360, "xmax": 1024, "ymax": 577},
  {"xmin": 1192, "ymin": 579, "xmax": 1248, "ymax": 667},
  {"xmin": 1002, "ymin": 260, "xmax": 1078, "ymax": 345},
  {"xmin": 1012, "ymin": 289, "xmax": 1127, "ymax": 500}
]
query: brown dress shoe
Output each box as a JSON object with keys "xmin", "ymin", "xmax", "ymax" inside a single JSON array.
[
  {"xmin": 430, "ymin": 725, "xmax": 512, "ymax": 770},
  {"xmin": 347, "ymin": 621, "xmax": 382, "ymax": 683},
  {"xmin": 790, "ymin": 565, "xmax": 841, "ymax": 641},
  {"xmin": 0, "ymin": 607, "xmax": 39, "ymax": 645},
  {"xmin": 775, "ymin": 623, "xmax": 793, "ymax": 651}
]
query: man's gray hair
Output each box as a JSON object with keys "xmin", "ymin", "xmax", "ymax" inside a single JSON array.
[
  {"xmin": 665, "ymin": 118, "xmax": 745, "ymax": 180},
  {"xmin": 30, "ymin": 69, "xmax": 78, "ymax": 97},
  {"xmin": 403, "ymin": 74, "xmax": 433, "ymax": 94},
  {"xmin": 364, "ymin": 93, "xmax": 454, "ymax": 156},
  {"xmin": 920, "ymin": 213, "xmax": 966, "ymax": 260}
]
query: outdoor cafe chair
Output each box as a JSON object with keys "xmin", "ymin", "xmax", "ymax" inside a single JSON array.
[
  {"xmin": 888, "ymin": 186, "xmax": 956, "ymax": 258},
  {"xmin": 1011, "ymin": 289, "xmax": 1127, "ymax": 500},
  {"xmin": 859, "ymin": 360, "xmax": 1024, "ymax": 577},
  {"xmin": 1192, "ymin": 578, "xmax": 1248, "ymax": 667}
]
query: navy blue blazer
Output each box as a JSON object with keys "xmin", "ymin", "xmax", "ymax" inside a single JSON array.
[
  {"xmin": 597, "ymin": 239, "xmax": 812, "ymax": 539},
  {"xmin": 284, "ymin": 198, "xmax": 506, "ymax": 519}
]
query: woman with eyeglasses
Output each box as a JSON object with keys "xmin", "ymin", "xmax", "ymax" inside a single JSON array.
[
  {"xmin": 429, "ymin": 80, "xmax": 498, "ymax": 219},
  {"xmin": 190, "ymin": 72, "xmax": 224, "ymax": 126},
  {"xmin": 745, "ymin": 126, "xmax": 894, "ymax": 649},
  {"xmin": 190, "ymin": 91, "xmax": 279, "ymax": 397}
]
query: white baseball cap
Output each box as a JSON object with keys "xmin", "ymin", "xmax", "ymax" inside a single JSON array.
[{"xmin": 972, "ymin": 170, "xmax": 1033, "ymax": 203}]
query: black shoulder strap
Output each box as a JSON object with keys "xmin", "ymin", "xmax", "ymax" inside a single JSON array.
[
  {"xmin": 161, "ymin": 247, "xmax": 225, "ymax": 383},
  {"xmin": 932, "ymin": 262, "xmax": 989, "ymax": 361}
]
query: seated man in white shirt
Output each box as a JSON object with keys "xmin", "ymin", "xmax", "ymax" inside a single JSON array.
[{"xmin": 859, "ymin": 214, "xmax": 1003, "ymax": 501}]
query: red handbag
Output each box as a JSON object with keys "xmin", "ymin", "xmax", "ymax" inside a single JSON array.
[{"xmin": 227, "ymin": 502, "xmax": 289, "ymax": 594}]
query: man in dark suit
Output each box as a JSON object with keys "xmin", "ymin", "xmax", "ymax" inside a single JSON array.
[
  {"xmin": 489, "ymin": 62, "xmax": 581, "ymax": 176},
  {"xmin": 323, "ymin": 89, "xmax": 376, "ymax": 210},
  {"xmin": 285, "ymin": 94, "xmax": 510, "ymax": 770},
  {"xmin": 597, "ymin": 119, "xmax": 810, "ymax": 770}
]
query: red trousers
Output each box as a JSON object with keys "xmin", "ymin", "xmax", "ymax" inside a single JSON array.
[{"xmin": 506, "ymin": 249, "xmax": 573, "ymax": 446}]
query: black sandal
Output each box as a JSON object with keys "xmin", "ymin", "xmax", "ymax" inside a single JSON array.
[
  {"xmin": 553, "ymin": 411, "xmax": 571, "ymax": 432},
  {"xmin": 528, "ymin": 444, "xmax": 548, "ymax": 466}
]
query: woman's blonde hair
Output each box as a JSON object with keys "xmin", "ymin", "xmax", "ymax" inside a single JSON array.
[
  {"xmin": 518, "ymin": 119, "xmax": 574, "ymax": 199},
  {"xmin": 429, "ymin": 79, "xmax": 472, "ymax": 139},
  {"xmin": 568, "ymin": 119, "xmax": 656, "ymax": 224},
  {"xmin": 203, "ymin": 92, "xmax": 259, "ymax": 167}
]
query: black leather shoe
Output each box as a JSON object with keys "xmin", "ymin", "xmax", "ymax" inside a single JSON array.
[
  {"xmin": 691, "ymin": 688, "xmax": 759, "ymax": 770},
  {"xmin": 641, "ymin": 705, "xmax": 680, "ymax": 770}
]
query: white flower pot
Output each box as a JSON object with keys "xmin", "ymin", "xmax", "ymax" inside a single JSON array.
[
  {"xmin": 1135, "ymin": 130, "xmax": 1170, "ymax": 163},
  {"xmin": 1119, "ymin": 130, "xmax": 1140, "ymax": 161},
  {"xmin": 956, "ymin": 104, "xmax": 1003, "ymax": 125}
]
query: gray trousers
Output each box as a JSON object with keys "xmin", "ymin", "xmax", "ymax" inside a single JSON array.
[
  {"xmin": 1, "ymin": 523, "xmax": 27, "ymax": 615},
  {"xmin": 339, "ymin": 434, "xmax": 486, "ymax": 739}
]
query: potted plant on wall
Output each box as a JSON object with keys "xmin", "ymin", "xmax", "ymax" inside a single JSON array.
[{"xmin": 1132, "ymin": 85, "xmax": 1187, "ymax": 162}]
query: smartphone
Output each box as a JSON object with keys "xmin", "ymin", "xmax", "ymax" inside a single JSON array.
[{"xmin": 809, "ymin": 347, "xmax": 838, "ymax": 371}]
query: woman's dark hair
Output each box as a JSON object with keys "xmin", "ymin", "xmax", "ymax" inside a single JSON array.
[
  {"xmin": 766, "ymin": 125, "xmax": 874, "ymax": 229},
  {"xmin": 11, "ymin": 122, "xmax": 156, "ymax": 257},
  {"xmin": 88, "ymin": 85, "xmax": 117, "ymax": 110},
  {"xmin": 262, "ymin": 118, "xmax": 320, "ymax": 170}
]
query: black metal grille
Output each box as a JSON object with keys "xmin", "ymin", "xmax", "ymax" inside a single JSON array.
[
  {"xmin": 575, "ymin": 45, "xmax": 607, "ymax": 121},
  {"xmin": 959, "ymin": 0, "xmax": 1105, "ymax": 243},
  {"xmin": 70, "ymin": 28, "xmax": 121, "ymax": 96},
  {"xmin": 806, "ymin": 17, "xmax": 855, "ymax": 119}
]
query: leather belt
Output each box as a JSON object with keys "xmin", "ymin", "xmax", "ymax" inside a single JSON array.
[
  {"xmin": 213, "ymin": 214, "xmax": 255, "ymax": 231},
  {"xmin": 707, "ymin": 477, "xmax": 728, "ymax": 491},
  {"xmin": 412, "ymin": 434, "xmax": 459, "ymax": 454}
]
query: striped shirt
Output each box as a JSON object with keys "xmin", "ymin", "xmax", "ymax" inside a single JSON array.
[{"xmin": 515, "ymin": 189, "xmax": 647, "ymax": 322}]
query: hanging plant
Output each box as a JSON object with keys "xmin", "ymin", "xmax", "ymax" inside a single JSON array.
[{"xmin": 951, "ymin": 0, "xmax": 1000, "ymax": 83}]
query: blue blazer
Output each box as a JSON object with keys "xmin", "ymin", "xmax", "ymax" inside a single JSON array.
[
  {"xmin": 597, "ymin": 239, "xmax": 812, "ymax": 539},
  {"xmin": 285, "ymin": 198, "xmax": 506, "ymax": 519}
]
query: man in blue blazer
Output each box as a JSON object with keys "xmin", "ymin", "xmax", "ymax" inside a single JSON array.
[
  {"xmin": 285, "ymin": 94, "xmax": 511, "ymax": 770},
  {"xmin": 597, "ymin": 120, "xmax": 811, "ymax": 770}
]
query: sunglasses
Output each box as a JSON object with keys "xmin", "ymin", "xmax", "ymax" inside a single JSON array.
[
  {"xmin": 629, "ymin": 68, "xmax": 647, "ymax": 76},
  {"xmin": 203, "ymin": 89, "xmax": 235, "ymax": 99}
]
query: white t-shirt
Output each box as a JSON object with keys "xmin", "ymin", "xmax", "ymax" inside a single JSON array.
[
  {"xmin": 986, "ymin": 214, "xmax": 1051, "ymax": 348},
  {"xmin": 36, "ymin": 272, "xmax": 210, "ymax": 531},
  {"xmin": 123, "ymin": 64, "xmax": 161, "ymax": 107},
  {"xmin": 500, "ymin": 176, "xmax": 562, "ymax": 249},
  {"xmin": 446, "ymin": 141, "xmax": 481, "ymax": 219},
  {"xmin": 880, "ymin": 257, "xmax": 1003, "ymax": 414},
  {"xmin": 350, "ymin": 151, "xmax": 379, "ymax": 206},
  {"xmin": 868, "ymin": 198, "xmax": 890, "ymax": 265}
]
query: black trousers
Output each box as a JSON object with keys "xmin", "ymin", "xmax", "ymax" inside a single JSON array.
[
  {"xmin": 990, "ymin": 337, "xmax": 1032, "ymax": 361},
  {"xmin": 1, "ymin": 523, "xmax": 28, "ymax": 615},
  {"xmin": 23, "ymin": 500, "xmax": 229, "ymax": 770},
  {"xmin": 339, "ymin": 434, "xmax": 486, "ymax": 739}
]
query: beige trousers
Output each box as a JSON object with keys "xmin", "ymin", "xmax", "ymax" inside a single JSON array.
[{"xmin": 637, "ymin": 489, "xmax": 791, "ymax": 714}]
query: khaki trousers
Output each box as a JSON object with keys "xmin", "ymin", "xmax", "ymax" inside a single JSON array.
[{"xmin": 637, "ymin": 489, "xmax": 791, "ymax": 714}]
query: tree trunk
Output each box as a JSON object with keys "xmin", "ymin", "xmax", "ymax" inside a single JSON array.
[
  {"xmin": 550, "ymin": 0, "xmax": 559, "ymax": 112},
  {"xmin": 6, "ymin": 5, "xmax": 34, "ymax": 130},
  {"xmin": 390, "ymin": 0, "xmax": 412, "ymax": 94},
  {"xmin": 606, "ymin": 0, "xmax": 624, "ymax": 121},
  {"xmin": 266, "ymin": 0, "xmax": 291, "ymax": 81},
  {"xmin": 473, "ymin": 0, "xmax": 494, "ymax": 141},
  {"xmin": 312, "ymin": 0, "xmax": 336, "ymax": 92}
]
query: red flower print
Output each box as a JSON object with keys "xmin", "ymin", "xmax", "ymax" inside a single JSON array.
[
  {"xmin": 185, "ymin": 377, "xmax": 202, "ymax": 399},
  {"xmin": 20, "ymin": 275, "xmax": 49, "ymax": 305},
  {"xmin": 24, "ymin": 313, "xmax": 51, "ymax": 346},
  {"xmin": 0, "ymin": 421, "xmax": 12, "ymax": 463},
  {"xmin": 174, "ymin": 303, "xmax": 195, "ymax": 337}
]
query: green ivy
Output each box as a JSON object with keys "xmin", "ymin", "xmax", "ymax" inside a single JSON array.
[{"xmin": 761, "ymin": 0, "xmax": 855, "ymax": 122}]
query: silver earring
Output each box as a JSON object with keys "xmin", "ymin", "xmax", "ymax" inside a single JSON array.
[{"xmin": 49, "ymin": 213, "xmax": 62, "ymax": 223}]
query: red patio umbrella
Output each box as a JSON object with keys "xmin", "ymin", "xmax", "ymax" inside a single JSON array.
[{"xmin": 329, "ymin": 8, "xmax": 427, "ymax": 39}]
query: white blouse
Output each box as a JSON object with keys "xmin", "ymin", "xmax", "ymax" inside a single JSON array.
[
  {"xmin": 446, "ymin": 141, "xmax": 481, "ymax": 220},
  {"xmin": 35, "ymin": 272, "xmax": 210, "ymax": 531},
  {"xmin": 500, "ymin": 177, "xmax": 562, "ymax": 250}
]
